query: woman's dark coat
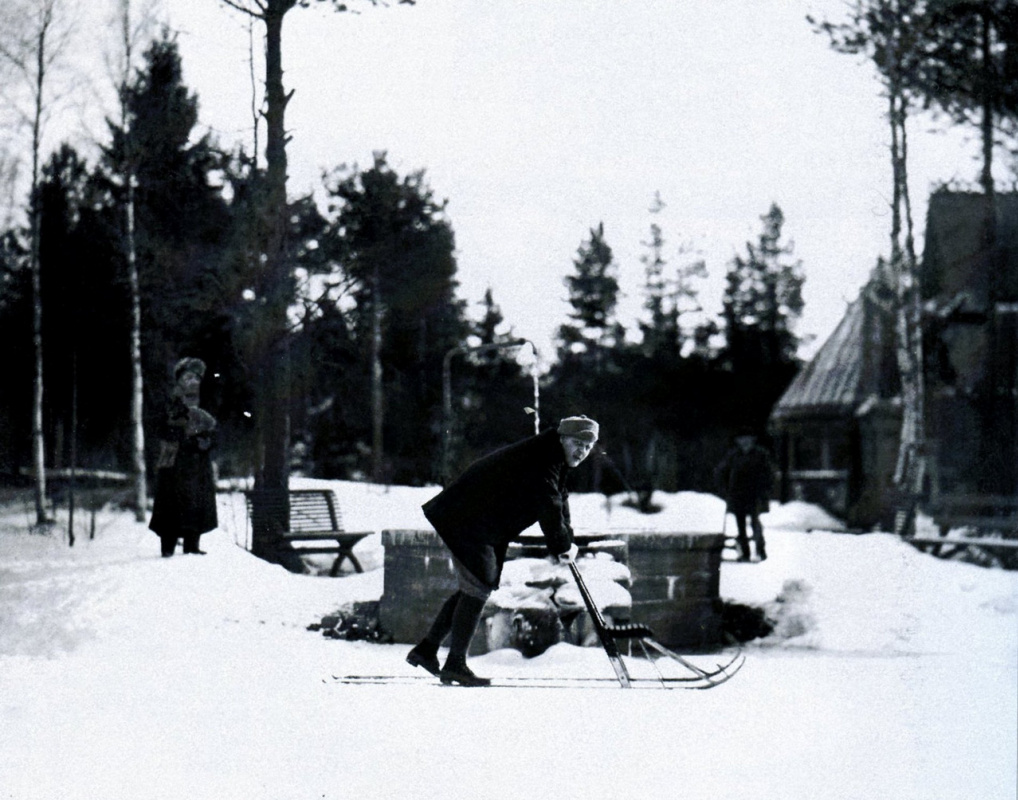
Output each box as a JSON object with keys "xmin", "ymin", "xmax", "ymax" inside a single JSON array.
[
  {"xmin": 422, "ymin": 429, "xmax": 574, "ymax": 590},
  {"xmin": 149, "ymin": 398, "xmax": 218, "ymax": 536}
]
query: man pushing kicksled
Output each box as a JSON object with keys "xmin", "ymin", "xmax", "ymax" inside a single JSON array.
[{"xmin": 406, "ymin": 415, "xmax": 599, "ymax": 686}]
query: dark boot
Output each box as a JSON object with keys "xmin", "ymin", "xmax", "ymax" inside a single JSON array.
[
  {"xmin": 160, "ymin": 533, "xmax": 177, "ymax": 558},
  {"xmin": 182, "ymin": 532, "xmax": 205, "ymax": 554},
  {"xmin": 735, "ymin": 515, "xmax": 751, "ymax": 561},
  {"xmin": 407, "ymin": 592, "xmax": 461, "ymax": 675},
  {"xmin": 440, "ymin": 655, "xmax": 491, "ymax": 687},
  {"xmin": 406, "ymin": 642, "xmax": 441, "ymax": 676},
  {"xmin": 440, "ymin": 594, "xmax": 490, "ymax": 687},
  {"xmin": 752, "ymin": 517, "xmax": 766, "ymax": 561}
]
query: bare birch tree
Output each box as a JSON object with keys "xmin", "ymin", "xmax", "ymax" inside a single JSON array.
[
  {"xmin": 811, "ymin": 0, "xmax": 928, "ymax": 505},
  {"xmin": 104, "ymin": 0, "xmax": 161, "ymax": 521},
  {"xmin": 0, "ymin": 0, "xmax": 78, "ymax": 526}
]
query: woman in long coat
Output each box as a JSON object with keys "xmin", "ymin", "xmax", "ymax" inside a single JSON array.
[{"xmin": 149, "ymin": 357, "xmax": 218, "ymax": 557}]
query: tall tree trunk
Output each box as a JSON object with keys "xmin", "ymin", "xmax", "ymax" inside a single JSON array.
[
  {"xmin": 888, "ymin": 87, "xmax": 925, "ymax": 498},
  {"xmin": 977, "ymin": 9, "xmax": 1000, "ymax": 491},
  {"xmin": 248, "ymin": 15, "xmax": 259, "ymax": 165},
  {"xmin": 249, "ymin": 0, "xmax": 295, "ymax": 562},
  {"xmin": 68, "ymin": 348, "xmax": 76, "ymax": 546},
  {"xmin": 30, "ymin": 18, "xmax": 48, "ymax": 526},
  {"xmin": 980, "ymin": 9, "xmax": 995, "ymax": 198},
  {"xmin": 371, "ymin": 265, "xmax": 384, "ymax": 483},
  {"xmin": 127, "ymin": 175, "xmax": 147, "ymax": 520},
  {"xmin": 118, "ymin": 0, "xmax": 147, "ymax": 521},
  {"xmin": 258, "ymin": 0, "xmax": 291, "ymax": 495}
]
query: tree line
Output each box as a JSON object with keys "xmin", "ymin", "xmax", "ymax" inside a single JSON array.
[
  {"xmin": 0, "ymin": 29, "xmax": 805, "ymax": 507},
  {"xmin": 3, "ymin": 0, "xmax": 1008, "ymax": 522}
]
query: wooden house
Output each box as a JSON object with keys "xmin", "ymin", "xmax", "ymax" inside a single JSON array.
[
  {"xmin": 769, "ymin": 190, "xmax": 1018, "ymax": 528},
  {"xmin": 921, "ymin": 190, "xmax": 1018, "ymax": 500},
  {"xmin": 769, "ymin": 266, "xmax": 901, "ymax": 527}
]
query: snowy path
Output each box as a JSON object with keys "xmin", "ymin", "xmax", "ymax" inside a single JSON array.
[{"xmin": 1, "ymin": 491, "xmax": 1016, "ymax": 800}]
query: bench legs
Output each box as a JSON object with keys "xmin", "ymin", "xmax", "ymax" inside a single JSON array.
[{"xmin": 330, "ymin": 550, "xmax": 364, "ymax": 577}]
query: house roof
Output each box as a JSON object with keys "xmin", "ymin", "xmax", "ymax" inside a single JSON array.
[
  {"xmin": 770, "ymin": 294, "xmax": 866, "ymax": 421},
  {"xmin": 772, "ymin": 190, "xmax": 1017, "ymax": 427}
]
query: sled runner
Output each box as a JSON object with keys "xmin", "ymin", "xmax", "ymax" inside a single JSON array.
[
  {"xmin": 331, "ymin": 560, "xmax": 743, "ymax": 691},
  {"xmin": 330, "ymin": 674, "xmax": 733, "ymax": 689},
  {"xmin": 567, "ymin": 560, "xmax": 743, "ymax": 690}
]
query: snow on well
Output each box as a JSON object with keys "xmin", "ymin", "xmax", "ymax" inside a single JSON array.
[{"xmin": 1, "ymin": 482, "xmax": 1016, "ymax": 800}]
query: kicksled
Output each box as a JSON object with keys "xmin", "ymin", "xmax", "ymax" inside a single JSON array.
[
  {"xmin": 562, "ymin": 560, "xmax": 743, "ymax": 690},
  {"xmin": 333, "ymin": 561, "xmax": 743, "ymax": 691}
]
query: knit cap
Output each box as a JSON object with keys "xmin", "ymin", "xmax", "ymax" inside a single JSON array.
[{"xmin": 557, "ymin": 415, "xmax": 599, "ymax": 442}]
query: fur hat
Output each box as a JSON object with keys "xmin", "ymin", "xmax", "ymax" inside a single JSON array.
[
  {"xmin": 557, "ymin": 415, "xmax": 599, "ymax": 442},
  {"xmin": 173, "ymin": 357, "xmax": 206, "ymax": 382}
]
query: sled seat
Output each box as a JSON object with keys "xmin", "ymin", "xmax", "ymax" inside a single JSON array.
[
  {"xmin": 507, "ymin": 532, "xmax": 621, "ymax": 561},
  {"xmin": 244, "ymin": 489, "xmax": 372, "ymax": 575}
]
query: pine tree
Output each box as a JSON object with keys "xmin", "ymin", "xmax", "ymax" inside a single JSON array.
[
  {"xmin": 0, "ymin": 232, "xmax": 34, "ymax": 470},
  {"xmin": 454, "ymin": 288, "xmax": 532, "ymax": 471},
  {"xmin": 37, "ymin": 145, "xmax": 131, "ymax": 476},
  {"xmin": 103, "ymin": 32, "xmax": 232, "ymax": 472},
  {"xmin": 320, "ymin": 152, "xmax": 466, "ymax": 483},
  {"xmin": 718, "ymin": 203, "xmax": 804, "ymax": 435},
  {"xmin": 216, "ymin": 0, "xmax": 418, "ymax": 510},
  {"xmin": 557, "ymin": 222, "xmax": 624, "ymax": 371},
  {"xmin": 639, "ymin": 193, "xmax": 671, "ymax": 358},
  {"xmin": 908, "ymin": 0, "xmax": 1017, "ymax": 195},
  {"xmin": 670, "ymin": 245, "xmax": 709, "ymax": 355},
  {"xmin": 721, "ymin": 203, "xmax": 804, "ymax": 373}
]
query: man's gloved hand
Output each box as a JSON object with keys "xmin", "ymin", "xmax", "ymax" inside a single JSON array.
[{"xmin": 557, "ymin": 543, "xmax": 579, "ymax": 564}]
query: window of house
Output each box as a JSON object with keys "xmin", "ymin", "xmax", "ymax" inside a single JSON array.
[
  {"xmin": 792, "ymin": 433, "xmax": 824, "ymax": 470},
  {"xmin": 791, "ymin": 428, "xmax": 850, "ymax": 472}
]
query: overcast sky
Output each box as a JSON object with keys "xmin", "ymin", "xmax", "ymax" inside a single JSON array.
[{"xmin": 70, "ymin": 0, "xmax": 1009, "ymax": 363}]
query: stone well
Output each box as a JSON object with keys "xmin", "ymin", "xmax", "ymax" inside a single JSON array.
[
  {"xmin": 616, "ymin": 531, "xmax": 725, "ymax": 650},
  {"xmin": 377, "ymin": 529, "xmax": 725, "ymax": 653}
]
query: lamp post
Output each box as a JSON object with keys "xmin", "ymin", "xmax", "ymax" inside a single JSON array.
[{"xmin": 442, "ymin": 338, "xmax": 540, "ymax": 485}]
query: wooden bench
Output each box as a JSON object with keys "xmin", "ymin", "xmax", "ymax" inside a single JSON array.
[
  {"xmin": 907, "ymin": 534, "xmax": 1018, "ymax": 551},
  {"xmin": 907, "ymin": 493, "xmax": 1018, "ymax": 563},
  {"xmin": 933, "ymin": 494, "xmax": 1018, "ymax": 536},
  {"xmin": 244, "ymin": 489, "xmax": 373, "ymax": 575}
]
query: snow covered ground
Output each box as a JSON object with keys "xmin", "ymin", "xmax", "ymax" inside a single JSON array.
[{"xmin": 1, "ymin": 480, "xmax": 1015, "ymax": 800}]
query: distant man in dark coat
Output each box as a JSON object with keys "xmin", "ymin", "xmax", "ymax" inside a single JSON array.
[
  {"xmin": 149, "ymin": 357, "xmax": 218, "ymax": 557},
  {"xmin": 716, "ymin": 429, "xmax": 774, "ymax": 562},
  {"xmin": 407, "ymin": 415, "xmax": 599, "ymax": 686}
]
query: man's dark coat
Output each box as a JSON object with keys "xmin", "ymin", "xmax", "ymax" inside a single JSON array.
[
  {"xmin": 422, "ymin": 428, "xmax": 574, "ymax": 591},
  {"xmin": 715, "ymin": 443, "xmax": 774, "ymax": 514}
]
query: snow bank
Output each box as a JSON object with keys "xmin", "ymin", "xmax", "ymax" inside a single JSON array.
[{"xmin": 1, "ymin": 485, "xmax": 1015, "ymax": 800}]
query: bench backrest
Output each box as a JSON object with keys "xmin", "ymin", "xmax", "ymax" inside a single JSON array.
[
  {"xmin": 933, "ymin": 494, "xmax": 1018, "ymax": 516},
  {"xmin": 244, "ymin": 489, "xmax": 343, "ymax": 533},
  {"xmin": 289, "ymin": 490, "xmax": 342, "ymax": 532}
]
